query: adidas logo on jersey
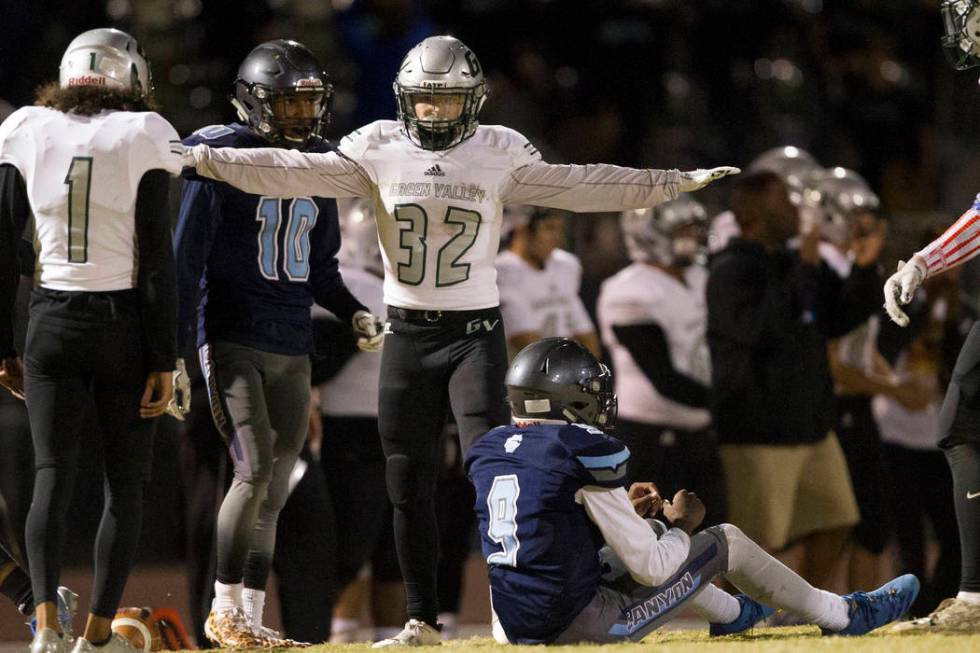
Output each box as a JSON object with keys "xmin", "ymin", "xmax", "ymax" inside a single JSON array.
[{"xmin": 424, "ymin": 164, "xmax": 445, "ymax": 176}]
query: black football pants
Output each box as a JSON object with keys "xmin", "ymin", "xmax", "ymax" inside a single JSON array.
[
  {"xmin": 379, "ymin": 306, "xmax": 509, "ymax": 625},
  {"xmin": 23, "ymin": 288, "xmax": 155, "ymax": 618}
]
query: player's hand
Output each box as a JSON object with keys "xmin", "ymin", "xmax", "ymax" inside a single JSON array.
[
  {"xmin": 165, "ymin": 358, "xmax": 191, "ymax": 421},
  {"xmin": 0, "ymin": 356, "xmax": 25, "ymax": 400},
  {"xmin": 353, "ymin": 310, "xmax": 384, "ymax": 352},
  {"xmin": 884, "ymin": 255, "xmax": 927, "ymax": 327},
  {"xmin": 141, "ymin": 371, "xmax": 174, "ymax": 419},
  {"xmin": 628, "ymin": 482, "xmax": 663, "ymax": 518},
  {"xmin": 678, "ymin": 166, "xmax": 741, "ymax": 192},
  {"xmin": 662, "ymin": 489, "xmax": 706, "ymax": 535},
  {"xmin": 179, "ymin": 143, "xmax": 201, "ymax": 168}
]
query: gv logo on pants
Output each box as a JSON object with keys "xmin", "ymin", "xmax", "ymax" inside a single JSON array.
[{"xmin": 466, "ymin": 318, "xmax": 499, "ymax": 334}]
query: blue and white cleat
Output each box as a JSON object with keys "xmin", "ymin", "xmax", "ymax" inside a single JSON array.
[
  {"xmin": 709, "ymin": 594, "xmax": 774, "ymax": 636},
  {"xmin": 29, "ymin": 586, "xmax": 78, "ymax": 640},
  {"xmin": 823, "ymin": 574, "xmax": 920, "ymax": 636}
]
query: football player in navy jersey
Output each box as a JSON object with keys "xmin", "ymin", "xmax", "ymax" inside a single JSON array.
[
  {"xmin": 465, "ymin": 338, "xmax": 920, "ymax": 645},
  {"xmin": 174, "ymin": 40, "xmax": 382, "ymax": 648}
]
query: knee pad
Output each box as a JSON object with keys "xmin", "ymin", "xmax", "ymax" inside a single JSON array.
[{"xmin": 385, "ymin": 454, "xmax": 421, "ymax": 510}]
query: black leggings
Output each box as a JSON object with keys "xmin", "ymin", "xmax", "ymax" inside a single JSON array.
[
  {"xmin": 23, "ymin": 289, "xmax": 155, "ymax": 618},
  {"xmin": 379, "ymin": 306, "xmax": 509, "ymax": 624}
]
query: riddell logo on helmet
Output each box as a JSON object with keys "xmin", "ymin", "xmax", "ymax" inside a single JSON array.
[
  {"xmin": 67, "ymin": 76, "xmax": 107, "ymax": 87},
  {"xmin": 296, "ymin": 77, "xmax": 323, "ymax": 88}
]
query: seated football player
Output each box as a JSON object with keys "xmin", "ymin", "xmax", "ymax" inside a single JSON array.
[{"xmin": 464, "ymin": 337, "xmax": 920, "ymax": 645}]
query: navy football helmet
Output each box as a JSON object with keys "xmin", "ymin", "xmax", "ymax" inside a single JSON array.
[
  {"xmin": 506, "ymin": 338, "xmax": 617, "ymax": 429},
  {"xmin": 231, "ymin": 39, "xmax": 332, "ymax": 148}
]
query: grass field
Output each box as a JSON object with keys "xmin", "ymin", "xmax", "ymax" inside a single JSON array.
[{"xmin": 264, "ymin": 628, "xmax": 980, "ymax": 653}]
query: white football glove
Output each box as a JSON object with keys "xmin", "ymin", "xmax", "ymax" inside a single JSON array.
[
  {"xmin": 883, "ymin": 255, "xmax": 927, "ymax": 327},
  {"xmin": 353, "ymin": 310, "xmax": 384, "ymax": 352},
  {"xmin": 179, "ymin": 143, "xmax": 201, "ymax": 169},
  {"xmin": 165, "ymin": 358, "xmax": 191, "ymax": 421},
  {"xmin": 678, "ymin": 166, "xmax": 741, "ymax": 192}
]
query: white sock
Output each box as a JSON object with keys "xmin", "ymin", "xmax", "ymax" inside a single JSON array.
[
  {"xmin": 689, "ymin": 585, "xmax": 741, "ymax": 624},
  {"xmin": 719, "ymin": 524, "xmax": 850, "ymax": 631},
  {"xmin": 213, "ymin": 581, "xmax": 243, "ymax": 613},
  {"xmin": 242, "ymin": 588, "xmax": 265, "ymax": 628},
  {"xmin": 957, "ymin": 591, "xmax": 980, "ymax": 605}
]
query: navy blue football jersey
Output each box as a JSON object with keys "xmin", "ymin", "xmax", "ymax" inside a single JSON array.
[
  {"xmin": 175, "ymin": 123, "xmax": 365, "ymax": 356},
  {"xmin": 464, "ymin": 421, "xmax": 630, "ymax": 644}
]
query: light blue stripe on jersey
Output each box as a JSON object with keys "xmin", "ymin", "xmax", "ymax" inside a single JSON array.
[{"xmin": 576, "ymin": 447, "xmax": 630, "ymax": 470}]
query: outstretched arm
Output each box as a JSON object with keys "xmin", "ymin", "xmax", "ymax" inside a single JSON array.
[
  {"xmin": 499, "ymin": 162, "xmax": 737, "ymax": 212},
  {"xmin": 181, "ymin": 144, "xmax": 375, "ymax": 200},
  {"xmin": 885, "ymin": 197, "xmax": 980, "ymax": 326}
]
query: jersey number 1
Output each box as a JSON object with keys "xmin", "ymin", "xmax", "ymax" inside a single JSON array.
[
  {"xmin": 486, "ymin": 474, "xmax": 521, "ymax": 567},
  {"xmin": 65, "ymin": 157, "xmax": 93, "ymax": 263}
]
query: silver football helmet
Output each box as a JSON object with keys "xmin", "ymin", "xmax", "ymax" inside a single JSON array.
[
  {"xmin": 747, "ymin": 146, "xmax": 820, "ymax": 207},
  {"xmin": 393, "ymin": 35, "xmax": 487, "ymax": 151},
  {"xmin": 59, "ymin": 28, "xmax": 152, "ymax": 97},
  {"xmin": 621, "ymin": 195, "xmax": 708, "ymax": 267},
  {"xmin": 942, "ymin": 0, "xmax": 980, "ymax": 70},
  {"xmin": 339, "ymin": 199, "xmax": 383, "ymax": 277},
  {"xmin": 805, "ymin": 167, "xmax": 880, "ymax": 246}
]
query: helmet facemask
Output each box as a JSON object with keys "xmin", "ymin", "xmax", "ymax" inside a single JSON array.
[
  {"xmin": 233, "ymin": 81, "xmax": 332, "ymax": 149},
  {"xmin": 941, "ymin": 0, "xmax": 980, "ymax": 70},
  {"xmin": 394, "ymin": 83, "xmax": 485, "ymax": 151}
]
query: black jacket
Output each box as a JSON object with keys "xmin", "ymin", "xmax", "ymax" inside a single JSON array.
[{"xmin": 706, "ymin": 239, "xmax": 880, "ymax": 445}]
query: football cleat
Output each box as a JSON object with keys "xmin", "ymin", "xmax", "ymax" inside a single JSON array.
[
  {"xmin": 371, "ymin": 619, "xmax": 441, "ymax": 648},
  {"xmin": 822, "ymin": 574, "xmax": 919, "ymax": 636},
  {"xmin": 70, "ymin": 634, "xmax": 139, "ymax": 653},
  {"xmin": 709, "ymin": 594, "xmax": 774, "ymax": 636},
  {"xmin": 884, "ymin": 597, "xmax": 980, "ymax": 634},
  {"xmin": 204, "ymin": 608, "xmax": 275, "ymax": 649},
  {"xmin": 31, "ymin": 629, "xmax": 69, "ymax": 653},
  {"xmin": 253, "ymin": 625, "xmax": 311, "ymax": 648}
]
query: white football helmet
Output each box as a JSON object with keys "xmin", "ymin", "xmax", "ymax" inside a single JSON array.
[
  {"xmin": 339, "ymin": 199, "xmax": 383, "ymax": 277},
  {"xmin": 805, "ymin": 167, "xmax": 880, "ymax": 246},
  {"xmin": 621, "ymin": 195, "xmax": 708, "ymax": 267},
  {"xmin": 747, "ymin": 146, "xmax": 820, "ymax": 207},
  {"xmin": 393, "ymin": 35, "xmax": 487, "ymax": 150},
  {"xmin": 59, "ymin": 28, "xmax": 152, "ymax": 97}
]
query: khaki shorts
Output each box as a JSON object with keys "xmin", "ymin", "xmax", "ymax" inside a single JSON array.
[{"xmin": 719, "ymin": 432, "xmax": 859, "ymax": 551}]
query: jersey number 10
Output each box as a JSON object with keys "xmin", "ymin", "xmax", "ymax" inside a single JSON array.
[{"xmin": 255, "ymin": 197, "xmax": 318, "ymax": 281}]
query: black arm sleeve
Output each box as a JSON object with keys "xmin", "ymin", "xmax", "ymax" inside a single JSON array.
[
  {"xmin": 310, "ymin": 317, "xmax": 359, "ymax": 385},
  {"xmin": 135, "ymin": 169, "xmax": 177, "ymax": 372},
  {"xmin": 0, "ymin": 164, "xmax": 30, "ymax": 358},
  {"xmin": 613, "ymin": 323, "xmax": 709, "ymax": 408}
]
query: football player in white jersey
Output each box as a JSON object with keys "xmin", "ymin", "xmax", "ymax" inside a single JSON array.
[
  {"xmin": 0, "ymin": 28, "xmax": 182, "ymax": 653},
  {"xmin": 180, "ymin": 34, "xmax": 738, "ymax": 647},
  {"xmin": 598, "ymin": 196, "xmax": 726, "ymax": 527},
  {"xmin": 881, "ymin": 0, "xmax": 980, "ymax": 631},
  {"xmin": 496, "ymin": 206, "xmax": 599, "ymax": 359}
]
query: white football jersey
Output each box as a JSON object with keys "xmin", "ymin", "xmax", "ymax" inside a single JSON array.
[
  {"xmin": 496, "ymin": 248, "xmax": 594, "ymax": 338},
  {"xmin": 598, "ymin": 263, "xmax": 711, "ymax": 429},
  {"xmin": 185, "ymin": 121, "xmax": 681, "ymax": 312},
  {"xmin": 313, "ymin": 265, "xmax": 384, "ymax": 417},
  {"xmin": 338, "ymin": 121, "xmax": 539, "ymax": 310},
  {"xmin": 0, "ymin": 106, "xmax": 181, "ymax": 291}
]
